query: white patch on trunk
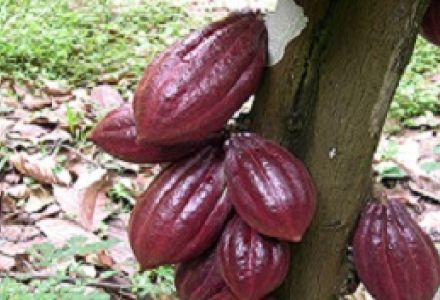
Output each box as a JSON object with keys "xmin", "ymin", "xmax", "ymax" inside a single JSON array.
[{"xmin": 265, "ymin": 0, "xmax": 308, "ymax": 66}]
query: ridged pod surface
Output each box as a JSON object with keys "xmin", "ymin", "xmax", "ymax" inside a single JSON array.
[
  {"xmin": 353, "ymin": 199, "xmax": 440, "ymax": 300},
  {"xmin": 224, "ymin": 132, "xmax": 316, "ymax": 241},
  {"xmin": 210, "ymin": 287, "xmax": 239, "ymax": 300},
  {"xmin": 218, "ymin": 216, "xmax": 290, "ymax": 300},
  {"xmin": 128, "ymin": 147, "xmax": 231, "ymax": 269},
  {"xmin": 90, "ymin": 104, "xmax": 216, "ymax": 163},
  {"xmin": 422, "ymin": 0, "xmax": 440, "ymax": 46},
  {"xmin": 134, "ymin": 13, "xmax": 267, "ymax": 145},
  {"xmin": 175, "ymin": 249, "xmax": 227, "ymax": 300}
]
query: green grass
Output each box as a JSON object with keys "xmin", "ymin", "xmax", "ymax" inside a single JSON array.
[
  {"xmin": 389, "ymin": 37, "xmax": 440, "ymax": 122},
  {"xmin": 0, "ymin": 0, "xmax": 196, "ymax": 87}
]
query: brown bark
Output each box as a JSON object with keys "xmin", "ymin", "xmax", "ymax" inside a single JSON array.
[{"xmin": 250, "ymin": 0, "xmax": 428, "ymax": 299}]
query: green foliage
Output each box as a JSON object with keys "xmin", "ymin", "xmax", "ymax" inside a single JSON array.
[
  {"xmin": 27, "ymin": 236, "xmax": 119, "ymax": 268},
  {"xmin": 0, "ymin": 0, "xmax": 195, "ymax": 87},
  {"xmin": 434, "ymin": 144, "xmax": 440, "ymax": 155},
  {"xmin": 0, "ymin": 237, "xmax": 119, "ymax": 299},
  {"xmin": 421, "ymin": 161, "xmax": 440, "ymax": 173},
  {"xmin": 108, "ymin": 182, "xmax": 135, "ymax": 207},
  {"xmin": 1, "ymin": 236, "xmax": 176, "ymax": 299},
  {"xmin": 389, "ymin": 37, "xmax": 440, "ymax": 122},
  {"xmin": 0, "ymin": 146, "xmax": 10, "ymax": 172},
  {"xmin": 0, "ymin": 277, "xmax": 111, "ymax": 300},
  {"xmin": 374, "ymin": 161, "xmax": 406, "ymax": 179},
  {"xmin": 131, "ymin": 265, "xmax": 176, "ymax": 299}
]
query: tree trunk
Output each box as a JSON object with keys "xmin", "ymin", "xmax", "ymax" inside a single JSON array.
[{"xmin": 250, "ymin": 0, "xmax": 428, "ymax": 299}]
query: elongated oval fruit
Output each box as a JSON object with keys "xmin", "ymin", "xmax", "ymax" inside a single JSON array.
[
  {"xmin": 353, "ymin": 199, "xmax": 440, "ymax": 300},
  {"xmin": 421, "ymin": 0, "xmax": 440, "ymax": 46},
  {"xmin": 175, "ymin": 248, "xmax": 227, "ymax": 300},
  {"xmin": 128, "ymin": 146, "xmax": 232, "ymax": 269},
  {"xmin": 90, "ymin": 104, "xmax": 219, "ymax": 163},
  {"xmin": 210, "ymin": 287, "xmax": 239, "ymax": 300},
  {"xmin": 218, "ymin": 216, "xmax": 290, "ymax": 300},
  {"xmin": 224, "ymin": 132, "xmax": 316, "ymax": 241},
  {"xmin": 134, "ymin": 13, "xmax": 268, "ymax": 145}
]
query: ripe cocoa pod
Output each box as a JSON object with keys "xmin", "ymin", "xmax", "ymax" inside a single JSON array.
[
  {"xmin": 210, "ymin": 287, "xmax": 239, "ymax": 300},
  {"xmin": 353, "ymin": 199, "xmax": 440, "ymax": 300},
  {"xmin": 224, "ymin": 132, "xmax": 316, "ymax": 241},
  {"xmin": 90, "ymin": 104, "xmax": 218, "ymax": 163},
  {"xmin": 218, "ymin": 216, "xmax": 290, "ymax": 300},
  {"xmin": 421, "ymin": 0, "xmax": 440, "ymax": 46},
  {"xmin": 128, "ymin": 146, "xmax": 231, "ymax": 269},
  {"xmin": 134, "ymin": 13, "xmax": 267, "ymax": 145},
  {"xmin": 175, "ymin": 249, "xmax": 227, "ymax": 300}
]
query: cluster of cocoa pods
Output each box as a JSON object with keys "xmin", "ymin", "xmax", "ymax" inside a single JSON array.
[
  {"xmin": 90, "ymin": 9, "xmax": 440, "ymax": 300},
  {"xmin": 422, "ymin": 0, "xmax": 440, "ymax": 47},
  {"xmin": 91, "ymin": 12, "xmax": 316, "ymax": 300}
]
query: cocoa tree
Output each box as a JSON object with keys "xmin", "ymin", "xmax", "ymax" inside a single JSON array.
[{"xmin": 250, "ymin": 0, "xmax": 429, "ymax": 299}]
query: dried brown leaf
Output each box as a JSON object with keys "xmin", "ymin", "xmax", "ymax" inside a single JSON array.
[
  {"xmin": 4, "ymin": 173, "xmax": 21, "ymax": 184},
  {"xmin": 13, "ymin": 83, "xmax": 28, "ymax": 97},
  {"xmin": 53, "ymin": 168, "xmax": 115, "ymax": 231},
  {"xmin": 90, "ymin": 85, "xmax": 124, "ymax": 110},
  {"xmin": 0, "ymin": 119, "xmax": 14, "ymax": 140},
  {"xmin": 97, "ymin": 73, "xmax": 120, "ymax": 84},
  {"xmin": 8, "ymin": 108, "xmax": 28, "ymax": 121},
  {"xmin": 43, "ymin": 79, "xmax": 71, "ymax": 96},
  {"xmin": 38, "ymin": 128, "xmax": 72, "ymax": 144},
  {"xmin": 22, "ymin": 94, "xmax": 52, "ymax": 110},
  {"xmin": 24, "ymin": 187, "xmax": 54, "ymax": 213},
  {"xmin": 7, "ymin": 184, "xmax": 30, "ymax": 199},
  {"xmin": 0, "ymin": 194, "xmax": 16, "ymax": 213},
  {"xmin": 96, "ymin": 251, "xmax": 114, "ymax": 267},
  {"xmin": 0, "ymin": 254, "xmax": 15, "ymax": 271},
  {"xmin": 385, "ymin": 183, "xmax": 420, "ymax": 207},
  {"xmin": 419, "ymin": 210, "xmax": 440, "ymax": 240},
  {"xmin": 36, "ymin": 218, "xmax": 99, "ymax": 246},
  {"xmin": 9, "ymin": 123, "xmax": 48, "ymax": 141},
  {"xmin": 0, "ymin": 225, "xmax": 46, "ymax": 256},
  {"xmin": 51, "ymin": 94, "xmax": 75, "ymax": 104},
  {"xmin": 106, "ymin": 213, "xmax": 135, "ymax": 275},
  {"xmin": 28, "ymin": 203, "xmax": 61, "ymax": 222},
  {"xmin": 10, "ymin": 153, "xmax": 72, "ymax": 186}
]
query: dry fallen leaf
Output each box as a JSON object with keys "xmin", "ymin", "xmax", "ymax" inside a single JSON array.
[
  {"xmin": 419, "ymin": 210, "xmax": 440, "ymax": 240},
  {"xmin": 389, "ymin": 131, "xmax": 440, "ymax": 202},
  {"xmin": 53, "ymin": 168, "xmax": 116, "ymax": 231},
  {"xmin": 38, "ymin": 128, "xmax": 72, "ymax": 144},
  {"xmin": 0, "ymin": 119, "xmax": 14, "ymax": 141},
  {"xmin": 90, "ymin": 85, "xmax": 124, "ymax": 110},
  {"xmin": 0, "ymin": 194, "xmax": 16, "ymax": 213},
  {"xmin": 22, "ymin": 94, "xmax": 52, "ymax": 110},
  {"xmin": 28, "ymin": 203, "xmax": 61, "ymax": 222},
  {"xmin": 36, "ymin": 218, "xmax": 99, "ymax": 246},
  {"xmin": 10, "ymin": 152, "xmax": 72, "ymax": 186},
  {"xmin": 0, "ymin": 225, "xmax": 46, "ymax": 256},
  {"xmin": 13, "ymin": 82, "xmax": 29, "ymax": 97},
  {"xmin": 51, "ymin": 94, "xmax": 75, "ymax": 105},
  {"xmin": 106, "ymin": 214, "xmax": 136, "ymax": 275},
  {"xmin": 24, "ymin": 187, "xmax": 54, "ymax": 213},
  {"xmin": 0, "ymin": 254, "xmax": 15, "ymax": 271},
  {"xmin": 43, "ymin": 79, "xmax": 71, "ymax": 96},
  {"xmin": 9, "ymin": 123, "xmax": 48, "ymax": 141},
  {"xmin": 6, "ymin": 184, "xmax": 30, "ymax": 199}
]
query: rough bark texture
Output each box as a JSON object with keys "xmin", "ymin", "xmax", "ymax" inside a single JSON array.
[{"xmin": 250, "ymin": 0, "xmax": 428, "ymax": 299}]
